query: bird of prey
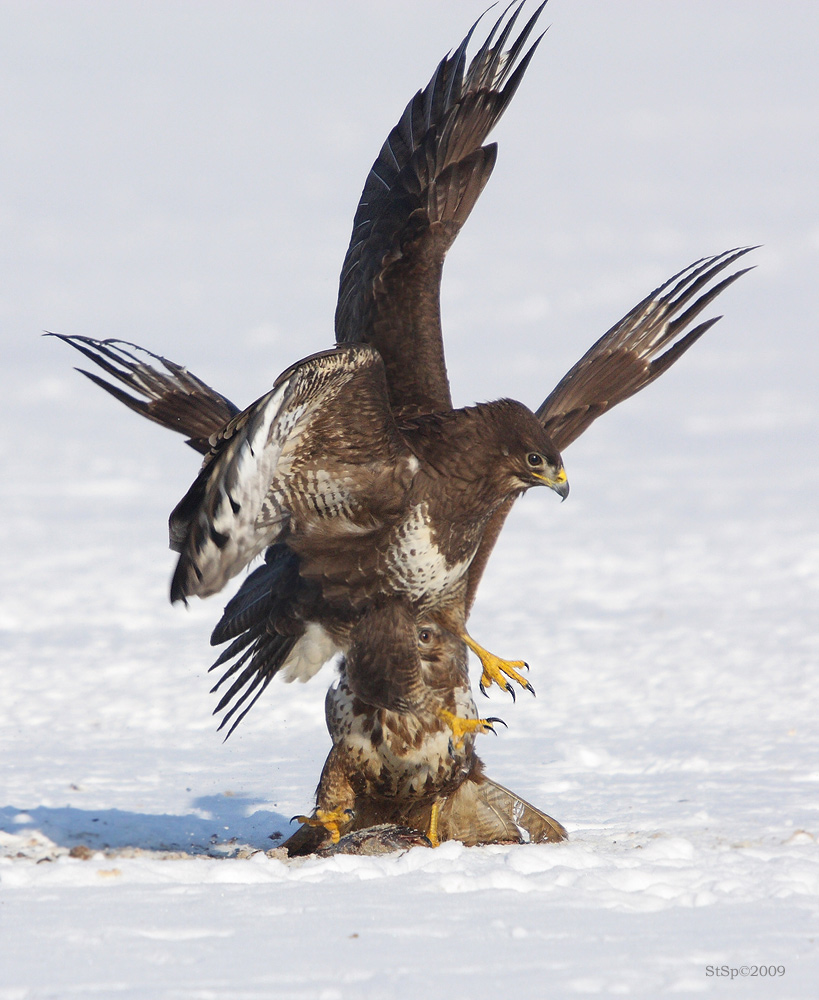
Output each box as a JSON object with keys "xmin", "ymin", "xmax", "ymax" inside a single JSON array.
[
  {"xmin": 53, "ymin": 245, "xmax": 753, "ymax": 731},
  {"xmin": 166, "ymin": 339, "xmax": 568, "ymax": 754},
  {"xmin": 52, "ymin": 247, "xmax": 751, "ymax": 847},
  {"xmin": 53, "ymin": 1, "xmax": 754, "ymax": 847},
  {"xmin": 163, "ymin": 4, "xmax": 572, "ymax": 735},
  {"xmin": 283, "ymin": 616, "xmax": 567, "ymax": 854}
]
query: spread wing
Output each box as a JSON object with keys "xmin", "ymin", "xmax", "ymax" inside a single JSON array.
[
  {"xmin": 169, "ymin": 344, "xmax": 404, "ymax": 603},
  {"xmin": 49, "ymin": 334, "xmax": 420, "ymax": 730},
  {"xmin": 439, "ymin": 771, "xmax": 567, "ymax": 845},
  {"xmin": 46, "ymin": 334, "xmax": 238, "ymax": 454},
  {"xmin": 536, "ymin": 247, "xmax": 756, "ymax": 449},
  {"xmin": 335, "ymin": 1, "xmax": 548, "ymax": 418},
  {"xmin": 464, "ymin": 247, "xmax": 756, "ymax": 611}
]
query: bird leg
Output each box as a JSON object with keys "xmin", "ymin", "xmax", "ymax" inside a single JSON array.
[
  {"xmin": 291, "ymin": 807, "xmax": 354, "ymax": 845},
  {"xmin": 426, "ymin": 800, "xmax": 441, "ymax": 847},
  {"xmin": 459, "ymin": 632, "xmax": 535, "ymax": 699},
  {"xmin": 437, "ymin": 708, "xmax": 506, "ymax": 750}
]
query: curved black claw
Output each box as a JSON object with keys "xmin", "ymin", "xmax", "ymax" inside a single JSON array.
[
  {"xmin": 479, "ymin": 680, "xmax": 489, "ymax": 698},
  {"xmin": 505, "ymin": 681, "xmax": 516, "ymax": 702},
  {"xmin": 289, "ymin": 808, "xmax": 355, "ymax": 826},
  {"xmin": 484, "ymin": 716, "xmax": 508, "ymax": 735},
  {"xmin": 524, "ymin": 680, "xmax": 536, "ymax": 697}
]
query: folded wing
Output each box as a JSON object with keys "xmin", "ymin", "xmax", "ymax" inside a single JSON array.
[{"xmin": 169, "ymin": 344, "xmax": 402, "ymax": 603}]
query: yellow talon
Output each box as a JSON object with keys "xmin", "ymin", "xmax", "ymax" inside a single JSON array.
[
  {"xmin": 438, "ymin": 708, "xmax": 506, "ymax": 749},
  {"xmin": 292, "ymin": 807, "xmax": 354, "ymax": 844},
  {"xmin": 460, "ymin": 632, "xmax": 535, "ymax": 699}
]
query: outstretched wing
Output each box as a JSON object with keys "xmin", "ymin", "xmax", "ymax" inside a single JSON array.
[
  {"xmin": 335, "ymin": 1, "xmax": 548, "ymax": 417},
  {"xmin": 169, "ymin": 344, "xmax": 405, "ymax": 603},
  {"xmin": 440, "ymin": 771, "xmax": 567, "ymax": 845},
  {"xmin": 47, "ymin": 334, "xmax": 239, "ymax": 454},
  {"xmin": 464, "ymin": 247, "xmax": 756, "ymax": 611},
  {"xmin": 536, "ymin": 247, "xmax": 756, "ymax": 449}
]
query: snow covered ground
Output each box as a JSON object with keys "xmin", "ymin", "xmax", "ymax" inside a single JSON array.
[{"xmin": 2, "ymin": 1, "xmax": 817, "ymax": 997}]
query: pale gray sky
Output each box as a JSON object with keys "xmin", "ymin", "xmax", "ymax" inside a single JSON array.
[{"xmin": 3, "ymin": 1, "xmax": 817, "ymax": 415}]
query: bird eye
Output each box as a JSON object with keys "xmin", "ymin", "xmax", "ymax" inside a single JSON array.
[
  {"xmin": 526, "ymin": 453, "xmax": 543, "ymax": 467},
  {"xmin": 417, "ymin": 628, "xmax": 433, "ymax": 645}
]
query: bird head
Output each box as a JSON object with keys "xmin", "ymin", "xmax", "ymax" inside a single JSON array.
[{"xmin": 490, "ymin": 399, "xmax": 569, "ymax": 500}]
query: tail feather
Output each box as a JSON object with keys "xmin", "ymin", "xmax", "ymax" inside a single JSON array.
[{"xmin": 205, "ymin": 545, "xmax": 334, "ymax": 738}]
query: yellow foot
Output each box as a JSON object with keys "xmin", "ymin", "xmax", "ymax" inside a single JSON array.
[
  {"xmin": 426, "ymin": 800, "xmax": 441, "ymax": 848},
  {"xmin": 460, "ymin": 632, "xmax": 535, "ymax": 700},
  {"xmin": 438, "ymin": 708, "xmax": 507, "ymax": 750},
  {"xmin": 291, "ymin": 807, "xmax": 354, "ymax": 844}
]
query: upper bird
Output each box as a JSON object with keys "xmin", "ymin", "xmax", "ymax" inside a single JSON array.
[
  {"xmin": 53, "ymin": 1, "xmax": 754, "ymax": 741},
  {"xmin": 167, "ymin": 339, "xmax": 567, "ymax": 720},
  {"xmin": 165, "ymin": 1, "xmax": 569, "ymax": 722}
]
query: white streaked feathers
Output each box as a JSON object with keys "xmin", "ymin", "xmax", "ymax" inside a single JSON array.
[
  {"xmin": 172, "ymin": 344, "xmax": 392, "ymax": 601},
  {"xmin": 385, "ymin": 502, "xmax": 471, "ymax": 603}
]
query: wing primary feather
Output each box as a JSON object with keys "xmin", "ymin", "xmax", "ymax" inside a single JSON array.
[
  {"xmin": 535, "ymin": 247, "xmax": 757, "ymax": 436},
  {"xmin": 664, "ymin": 267, "xmax": 754, "ymax": 341},
  {"xmin": 466, "ymin": 248, "xmax": 755, "ymax": 612},
  {"xmin": 214, "ymin": 672, "xmax": 275, "ymax": 739},
  {"xmin": 48, "ymin": 333, "xmax": 239, "ymax": 452},
  {"xmin": 209, "ymin": 632, "xmax": 256, "ymax": 674},
  {"xmin": 496, "ymin": 3, "xmax": 549, "ymax": 87},
  {"xmin": 473, "ymin": 2, "xmax": 522, "ymax": 90},
  {"xmin": 441, "ymin": 12, "xmax": 482, "ymax": 111},
  {"xmin": 642, "ymin": 316, "xmax": 720, "ymax": 382},
  {"xmin": 210, "ymin": 643, "xmax": 256, "ymax": 690},
  {"xmin": 493, "ymin": 29, "xmax": 546, "ymax": 107},
  {"xmin": 335, "ymin": 1, "xmax": 549, "ymax": 417}
]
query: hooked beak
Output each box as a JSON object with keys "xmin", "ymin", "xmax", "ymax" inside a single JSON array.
[{"xmin": 535, "ymin": 466, "xmax": 569, "ymax": 501}]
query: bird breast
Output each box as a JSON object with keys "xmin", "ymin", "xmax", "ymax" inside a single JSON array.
[{"xmin": 383, "ymin": 502, "xmax": 473, "ymax": 605}]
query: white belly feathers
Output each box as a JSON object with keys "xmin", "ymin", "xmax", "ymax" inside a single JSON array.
[{"xmin": 385, "ymin": 502, "xmax": 470, "ymax": 603}]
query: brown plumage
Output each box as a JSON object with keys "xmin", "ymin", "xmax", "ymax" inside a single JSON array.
[
  {"xmin": 50, "ymin": 246, "xmax": 751, "ymax": 847},
  {"xmin": 51, "ymin": 246, "xmax": 754, "ymax": 736},
  {"xmin": 283, "ymin": 617, "xmax": 566, "ymax": 855},
  {"xmin": 53, "ymin": 1, "xmax": 754, "ymax": 848},
  {"xmin": 336, "ymin": 1, "xmax": 549, "ymax": 418},
  {"xmin": 163, "ymin": 340, "xmax": 567, "ymax": 724}
]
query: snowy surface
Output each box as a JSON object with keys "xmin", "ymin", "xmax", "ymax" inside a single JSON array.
[{"xmin": 2, "ymin": 1, "xmax": 818, "ymax": 997}]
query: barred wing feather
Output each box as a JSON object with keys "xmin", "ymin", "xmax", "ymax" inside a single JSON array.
[{"xmin": 169, "ymin": 344, "xmax": 400, "ymax": 603}]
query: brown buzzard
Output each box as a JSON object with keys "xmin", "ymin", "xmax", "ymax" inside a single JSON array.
[
  {"xmin": 166, "ymin": 340, "xmax": 568, "ymax": 741},
  {"xmin": 284, "ymin": 616, "xmax": 567, "ymax": 853},
  {"xmin": 53, "ymin": 245, "xmax": 752, "ymax": 731},
  {"xmin": 54, "ymin": 1, "xmax": 754, "ymax": 847}
]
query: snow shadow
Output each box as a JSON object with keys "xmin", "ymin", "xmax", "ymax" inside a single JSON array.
[{"xmin": 0, "ymin": 795, "xmax": 290, "ymax": 855}]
